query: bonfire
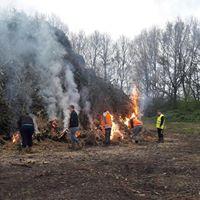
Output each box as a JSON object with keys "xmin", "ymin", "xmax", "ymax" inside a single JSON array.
[
  {"xmin": 123, "ymin": 86, "xmax": 141, "ymax": 127},
  {"xmin": 110, "ymin": 115, "xmax": 124, "ymax": 142}
]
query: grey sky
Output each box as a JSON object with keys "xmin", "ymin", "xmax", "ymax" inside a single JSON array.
[{"xmin": 1, "ymin": 0, "xmax": 200, "ymax": 38}]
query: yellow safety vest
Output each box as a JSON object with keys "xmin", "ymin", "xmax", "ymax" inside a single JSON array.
[{"xmin": 156, "ymin": 114, "xmax": 165, "ymax": 129}]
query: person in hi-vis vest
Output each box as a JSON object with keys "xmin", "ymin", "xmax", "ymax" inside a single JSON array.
[
  {"xmin": 102, "ymin": 110, "xmax": 112, "ymax": 145},
  {"xmin": 156, "ymin": 111, "xmax": 165, "ymax": 143},
  {"xmin": 129, "ymin": 117, "xmax": 143, "ymax": 143}
]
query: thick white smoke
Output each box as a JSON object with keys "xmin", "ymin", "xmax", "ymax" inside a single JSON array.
[
  {"xmin": 80, "ymin": 87, "xmax": 92, "ymax": 126},
  {"xmin": 0, "ymin": 10, "xmax": 80, "ymax": 128}
]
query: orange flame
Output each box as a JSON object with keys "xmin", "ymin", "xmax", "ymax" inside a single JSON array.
[
  {"xmin": 122, "ymin": 86, "xmax": 140, "ymax": 127},
  {"xmin": 110, "ymin": 115, "xmax": 124, "ymax": 141},
  {"xmin": 12, "ymin": 132, "xmax": 20, "ymax": 144},
  {"xmin": 75, "ymin": 130, "xmax": 81, "ymax": 138},
  {"xmin": 130, "ymin": 86, "xmax": 140, "ymax": 118}
]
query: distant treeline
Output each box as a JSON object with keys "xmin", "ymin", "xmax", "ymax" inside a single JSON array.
[{"xmin": 69, "ymin": 18, "xmax": 200, "ymax": 108}]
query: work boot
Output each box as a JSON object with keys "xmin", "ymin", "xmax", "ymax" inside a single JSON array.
[
  {"xmin": 68, "ymin": 143, "xmax": 73, "ymax": 150},
  {"xmin": 26, "ymin": 147, "xmax": 33, "ymax": 154},
  {"xmin": 78, "ymin": 141, "xmax": 83, "ymax": 149},
  {"xmin": 69, "ymin": 142, "xmax": 80, "ymax": 150},
  {"xmin": 157, "ymin": 138, "xmax": 164, "ymax": 143},
  {"xmin": 74, "ymin": 142, "xmax": 83, "ymax": 150},
  {"xmin": 71, "ymin": 143, "xmax": 76, "ymax": 150}
]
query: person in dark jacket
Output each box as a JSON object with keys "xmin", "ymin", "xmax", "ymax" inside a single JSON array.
[
  {"xmin": 18, "ymin": 113, "xmax": 35, "ymax": 149},
  {"xmin": 69, "ymin": 105, "xmax": 79, "ymax": 148}
]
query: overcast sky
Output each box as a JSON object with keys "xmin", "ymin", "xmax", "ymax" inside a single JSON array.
[{"xmin": 1, "ymin": 0, "xmax": 200, "ymax": 38}]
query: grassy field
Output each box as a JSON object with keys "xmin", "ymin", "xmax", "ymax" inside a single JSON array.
[
  {"xmin": 144, "ymin": 119, "xmax": 200, "ymax": 135},
  {"xmin": 0, "ymin": 122, "xmax": 200, "ymax": 200}
]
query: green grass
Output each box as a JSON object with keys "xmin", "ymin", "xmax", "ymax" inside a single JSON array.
[
  {"xmin": 144, "ymin": 119, "xmax": 200, "ymax": 135},
  {"xmin": 146, "ymin": 100, "xmax": 200, "ymax": 122},
  {"xmin": 163, "ymin": 100, "xmax": 200, "ymax": 122},
  {"xmin": 165, "ymin": 122, "xmax": 200, "ymax": 134},
  {"xmin": 165, "ymin": 109, "xmax": 200, "ymax": 122}
]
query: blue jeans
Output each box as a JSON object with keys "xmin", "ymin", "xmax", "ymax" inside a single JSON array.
[
  {"xmin": 69, "ymin": 127, "xmax": 79, "ymax": 143},
  {"xmin": 105, "ymin": 128, "xmax": 111, "ymax": 145}
]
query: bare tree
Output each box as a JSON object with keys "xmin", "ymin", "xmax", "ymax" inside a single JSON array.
[
  {"xmin": 99, "ymin": 34, "xmax": 112, "ymax": 81},
  {"xmin": 70, "ymin": 31, "xmax": 87, "ymax": 56},
  {"xmin": 67, "ymin": 18, "xmax": 200, "ymax": 105},
  {"xmin": 112, "ymin": 36, "xmax": 130, "ymax": 91}
]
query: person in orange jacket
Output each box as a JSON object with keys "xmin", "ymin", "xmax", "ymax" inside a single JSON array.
[
  {"xmin": 129, "ymin": 116, "xmax": 143, "ymax": 143},
  {"xmin": 102, "ymin": 110, "xmax": 112, "ymax": 145}
]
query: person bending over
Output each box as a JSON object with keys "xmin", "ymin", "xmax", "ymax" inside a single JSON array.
[{"xmin": 18, "ymin": 112, "xmax": 35, "ymax": 151}]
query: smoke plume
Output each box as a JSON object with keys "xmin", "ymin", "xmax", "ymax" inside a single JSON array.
[{"xmin": 0, "ymin": 9, "xmax": 80, "ymax": 128}]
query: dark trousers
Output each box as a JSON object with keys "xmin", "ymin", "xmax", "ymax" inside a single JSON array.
[
  {"xmin": 20, "ymin": 125, "xmax": 34, "ymax": 148},
  {"xmin": 132, "ymin": 125, "xmax": 143, "ymax": 142},
  {"xmin": 105, "ymin": 128, "xmax": 111, "ymax": 145},
  {"xmin": 157, "ymin": 128, "xmax": 164, "ymax": 142}
]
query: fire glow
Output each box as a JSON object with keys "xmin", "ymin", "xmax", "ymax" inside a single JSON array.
[
  {"xmin": 123, "ymin": 86, "xmax": 140, "ymax": 127},
  {"xmin": 12, "ymin": 132, "xmax": 20, "ymax": 144},
  {"xmin": 110, "ymin": 115, "xmax": 124, "ymax": 141},
  {"xmin": 131, "ymin": 86, "xmax": 139, "ymax": 118},
  {"xmin": 99, "ymin": 86, "xmax": 140, "ymax": 141}
]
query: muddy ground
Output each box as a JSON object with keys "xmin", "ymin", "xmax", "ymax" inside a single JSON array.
[{"xmin": 0, "ymin": 124, "xmax": 200, "ymax": 200}]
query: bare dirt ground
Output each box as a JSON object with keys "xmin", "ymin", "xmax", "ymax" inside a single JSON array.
[{"xmin": 0, "ymin": 124, "xmax": 200, "ymax": 200}]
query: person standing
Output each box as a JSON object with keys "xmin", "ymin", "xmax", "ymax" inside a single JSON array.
[
  {"xmin": 18, "ymin": 113, "xmax": 35, "ymax": 151},
  {"xmin": 129, "ymin": 117, "xmax": 143, "ymax": 143},
  {"xmin": 102, "ymin": 110, "xmax": 112, "ymax": 145},
  {"xmin": 69, "ymin": 105, "xmax": 80, "ymax": 149},
  {"xmin": 156, "ymin": 111, "xmax": 165, "ymax": 143}
]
